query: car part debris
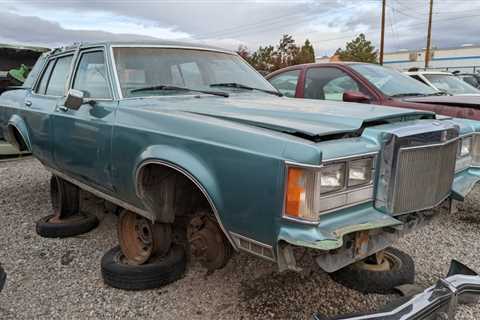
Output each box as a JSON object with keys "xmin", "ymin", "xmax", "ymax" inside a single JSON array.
[{"xmin": 313, "ymin": 259, "xmax": 480, "ymax": 320}]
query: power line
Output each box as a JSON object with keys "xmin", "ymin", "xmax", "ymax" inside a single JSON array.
[
  {"xmin": 311, "ymin": 12, "xmax": 480, "ymax": 46},
  {"xmin": 195, "ymin": 4, "xmax": 358, "ymax": 40}
]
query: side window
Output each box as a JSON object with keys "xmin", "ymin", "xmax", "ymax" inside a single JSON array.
[
  {"xmin": 25, "ymin": 54, "xmax": 47, "ymax": 89},
  {"xmin": 72, "ymin": 51, "xmax": 111, "ymax": 99},
  {"xmin": 304, "ymin": 67, "xmax": 365, "ymax": 101},
  {"xmin": 45, "ymin": 55, "xmax": 73, "ymax": 96},
  {"xmin": 35, "ymin": 59, "xmax": 55, "ymax": 94},
  {"xmin": 268, "ymin": 70, "xmax": 300, "ymax": 97}
]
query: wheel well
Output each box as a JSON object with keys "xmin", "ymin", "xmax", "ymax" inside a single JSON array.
[
  {"xmin": 6, "ymin": 125, "xmax": 28, "ymax": 152},
  {"xmin": 136, "ymin": 162, "xmax": 212, "ymax": 226}
]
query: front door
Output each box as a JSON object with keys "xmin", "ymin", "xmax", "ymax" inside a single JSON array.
[{"xmin": 52, "ymin": 48, "xmax": 117, "ymax": 191}]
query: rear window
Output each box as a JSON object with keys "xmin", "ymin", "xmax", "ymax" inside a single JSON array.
[{"xmin": 24, "ymin": 54, "xmax": 47, "ymax": 88}]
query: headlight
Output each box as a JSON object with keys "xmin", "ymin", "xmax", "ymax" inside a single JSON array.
[
  {"xmin": 472, "ymin": 134, "xmax": 480, "ymax": 165},
  {"xmin": 458, "ymin": 136, "xmax": 472, "ymax": 158},
  {"xmin": 284, "ymin": 155, "xmax": 376, "ymax": 223},
  {"xmin": 284, "ymin": 166, "xmax": 321, "ymax": 222},
  {"xmin": 320, "ymin": 163, "xmax": 345, "ymax": 194},
  {"xmin": 348, "ymin": 158, "xmax": 373, "ymax": 187}
]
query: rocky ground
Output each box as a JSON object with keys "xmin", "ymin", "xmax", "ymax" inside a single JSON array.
[{"xmin": 1, "ymin": 157, "xmax": 479, "ymax": 319}]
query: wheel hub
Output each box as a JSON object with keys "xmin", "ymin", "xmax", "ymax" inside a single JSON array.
[
  {"xmin": 355, "ymin": 250, "xmax": 400, "ymax": 272},
  {"xmin": 118, "ymin": 210, "xmax": 172, "ymax": 265},
  {"xmin": 187, "ymin": 214, "xmax": 232, "ymax": 271}
]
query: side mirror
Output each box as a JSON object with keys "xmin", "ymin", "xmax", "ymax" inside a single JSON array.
[
  {"xmin": 343, "ymin": 91, "xmax": 371, "ymax": 104},
  {"xmin": 63, "ymin": 89, "xmax": 84, "ymax": 110}
]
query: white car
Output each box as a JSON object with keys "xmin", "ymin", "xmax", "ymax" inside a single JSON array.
[{"xmin": 405, "ymin": 70, "xmax": 480, "ymax": 96}]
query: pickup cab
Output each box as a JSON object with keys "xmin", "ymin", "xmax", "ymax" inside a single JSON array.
[{"xmin": 1, "ymin": 42, "xmax": 480, "ymax": 314}]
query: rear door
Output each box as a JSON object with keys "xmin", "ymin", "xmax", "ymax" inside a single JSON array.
[
  {"xmin": 24, "ymin": 53, "xmax": 74, "ymax": 163},
  {"xmin": 52, "ymin": 47, "xmax": 117, "ymax": 191}
]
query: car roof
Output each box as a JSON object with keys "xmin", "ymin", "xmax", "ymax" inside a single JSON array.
[
  {"xmin": 265, "ymin": 61, "xmax": 368, "ymax": 78},
  {"xmin": 405, "ymin": 71, "xmax": 453, "ymax": 75},
  {"xmin": 48, "ymin": 40, "xmax": 236, "ymax": 56}
]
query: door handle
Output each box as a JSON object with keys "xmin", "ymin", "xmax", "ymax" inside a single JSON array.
[
  {"xmin": 25, "ymin": 100, "xmax": 32, "ymax": 107},
  {"xmin": 57, "ymin": 106, "xmax": 69, "ymax": 112}
]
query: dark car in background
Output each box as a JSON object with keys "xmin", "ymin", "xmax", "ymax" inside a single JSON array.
[
  {"xmin": 456, "ymin": 72, "xmax": 480, "ymax": 89},
  {"xmin": 266, "ymin": 62, "xmax": 480, "ymax": 120}
]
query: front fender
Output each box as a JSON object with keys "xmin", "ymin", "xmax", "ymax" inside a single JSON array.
[
  {"xmin": 133, "ymin": 145, "xmax": 223, "ymax": 207},
  {"xmin": 133, "ymin": 144, "xmax": 236, "ymax": 248},
  {"xmin": 6, "ymin": 114, "xmax": 31, "ymax": 151}
]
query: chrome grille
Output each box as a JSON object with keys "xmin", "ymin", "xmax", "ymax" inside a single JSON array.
[
  {"xmin": 392, "ymin": 140, "xmax": 458, "ymax": 213},
  {"xmin": 375, "ymin": 121, "xmax": 460, "ymax": 215}
]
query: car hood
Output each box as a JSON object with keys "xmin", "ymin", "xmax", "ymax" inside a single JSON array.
[
  {"xmin": 404, "ymin": 95, "xmax": 480, "ymax": 108},
  {"xmin": 136, "ymin": 94, "xmax": 434, "ymax": 140}
]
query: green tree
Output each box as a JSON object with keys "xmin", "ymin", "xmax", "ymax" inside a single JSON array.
[
  {"xmin": 274, "ymin": 34, "xmax": 299, "ymax": 70},
  {"xmin": 335, "ymin": 34, "xmax": 378, "ymax": 63},
  {"xmin": 294, "ymin": 39, "xmax": 315, "ymax": 64},
  {"xmin": 243, "ymin": 34, "xmax": 316, "ymax": 73}
]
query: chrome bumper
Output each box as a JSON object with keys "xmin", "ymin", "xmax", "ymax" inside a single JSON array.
[{"xmin": 313, "ymin": 260, "xmax": 480, "ymax": 320}]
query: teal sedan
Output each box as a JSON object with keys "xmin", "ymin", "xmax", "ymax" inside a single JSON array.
[{"xmin": 1, "ymin": 42, "xmax": 480, "ymax": 304}]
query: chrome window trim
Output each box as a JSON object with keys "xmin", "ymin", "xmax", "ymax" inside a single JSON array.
[
  {"xmin": 68, "ymin": 46, "xmax": 115, "ymax": 101},
  {"xmin": 32, "ymin": 51, "xmax": 76, "ymax": 98},
  {"xmin": 108, "ymin": 44, "xmax": 271, "ymax": 100},
  {"xmin": 134, "ymin": 159, "xmax": 237, "ymax": 250}
]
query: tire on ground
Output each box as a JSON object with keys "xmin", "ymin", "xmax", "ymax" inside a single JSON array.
[
  {"xmin": 35, "ymin": 212, "xmax": 99, "ymax": 238},
  {"xmin": 330, "ymin": 247, "xmax": 415, "ymax": 294},
  {"xmin": 101, "ymin": 244, "xmax": 186, "ymax": 290},
  {"xmin": 0, "ymin": 264, "xmax": 6, "ymax": 292}
]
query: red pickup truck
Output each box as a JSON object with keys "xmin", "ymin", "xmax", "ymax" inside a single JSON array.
[{"xmin": 266, "ymin": 62, "xmax": 480, "ymax": 120}]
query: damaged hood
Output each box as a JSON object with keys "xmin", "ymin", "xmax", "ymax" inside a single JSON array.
[{"xmin": 140, "ymin": 94, "xmax": 433, "ymax": 139}]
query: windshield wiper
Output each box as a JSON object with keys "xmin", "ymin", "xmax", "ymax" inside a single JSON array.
[
  {"xmin": 130, "ymin": 84, "xmax": 229, "ymax": 97},
  {"xmin": 390, "ymin": 93, "xmax": 428, "ymax": 98},
  {"xmin": 426, "ymin": 91, "xmax": 450, "ymax": 96},
  {"xmin": 210, "ymin": 82, "xmax": 283, "ymax": 97}
]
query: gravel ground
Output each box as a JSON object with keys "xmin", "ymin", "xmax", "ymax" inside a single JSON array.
[{"xmin": 1, "ymin": 157, "xmax": 479, "ymax": 319}]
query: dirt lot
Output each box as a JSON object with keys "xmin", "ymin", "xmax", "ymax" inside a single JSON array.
[{"xmin": 1, "ymin": 157, "xmax": 480, "ymax": 319}]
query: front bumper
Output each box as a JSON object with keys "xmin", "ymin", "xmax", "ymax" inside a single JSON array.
[
  {"xmin": 313, "ymin": 260, "xmax": 480, "ymax": 320},
  {"xmin": 451, "ymin": 167, "xmax": 480, "ymax": 201}
]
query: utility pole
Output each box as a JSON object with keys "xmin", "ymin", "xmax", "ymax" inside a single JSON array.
[
  {"xmin": 425, "ymin": 0, "xmax": 434, "ymax": 69},
  {"xmin": 379, "ymin": 0, "xmax": 386, "ymax": 65}
]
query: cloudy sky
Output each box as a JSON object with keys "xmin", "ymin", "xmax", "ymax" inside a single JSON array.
[{"xmin": 1, "ymin": 0, "xmax": 479, "ymax": 56}]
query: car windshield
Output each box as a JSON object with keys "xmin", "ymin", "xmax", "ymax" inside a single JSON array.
[
  {"xmin": 112, "ymin": 47, "xmax": 277, "ymax": 98},
  {"xmin": 351, "ymin": 63, "xmax": 437, "ymax": 97},
  {"xmin": 424, "ymin": 74, "xmax": 480, "ymax": 95}
]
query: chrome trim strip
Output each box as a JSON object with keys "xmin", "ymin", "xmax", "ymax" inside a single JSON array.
[
  {"xmin": 284, "ymin": 160, "xmax": 323, "ymax": 169},
  {"xmin": 134, "ymin": 159, "xmax": 237, "ymax": 250},
  {"xmin": 66, "ymin": 46, "xmax": 115, "ymax": 101},
  {"xmin": 46, "ymin": 167, "xmax": 151, "ymax": 218},
  {"xmin": 321, "ymin": 151, "xmax": 379, "ymax": 163},
  {"xmin": 230, "ymin": 232, "xmax": 275, "ymax": 261}
]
